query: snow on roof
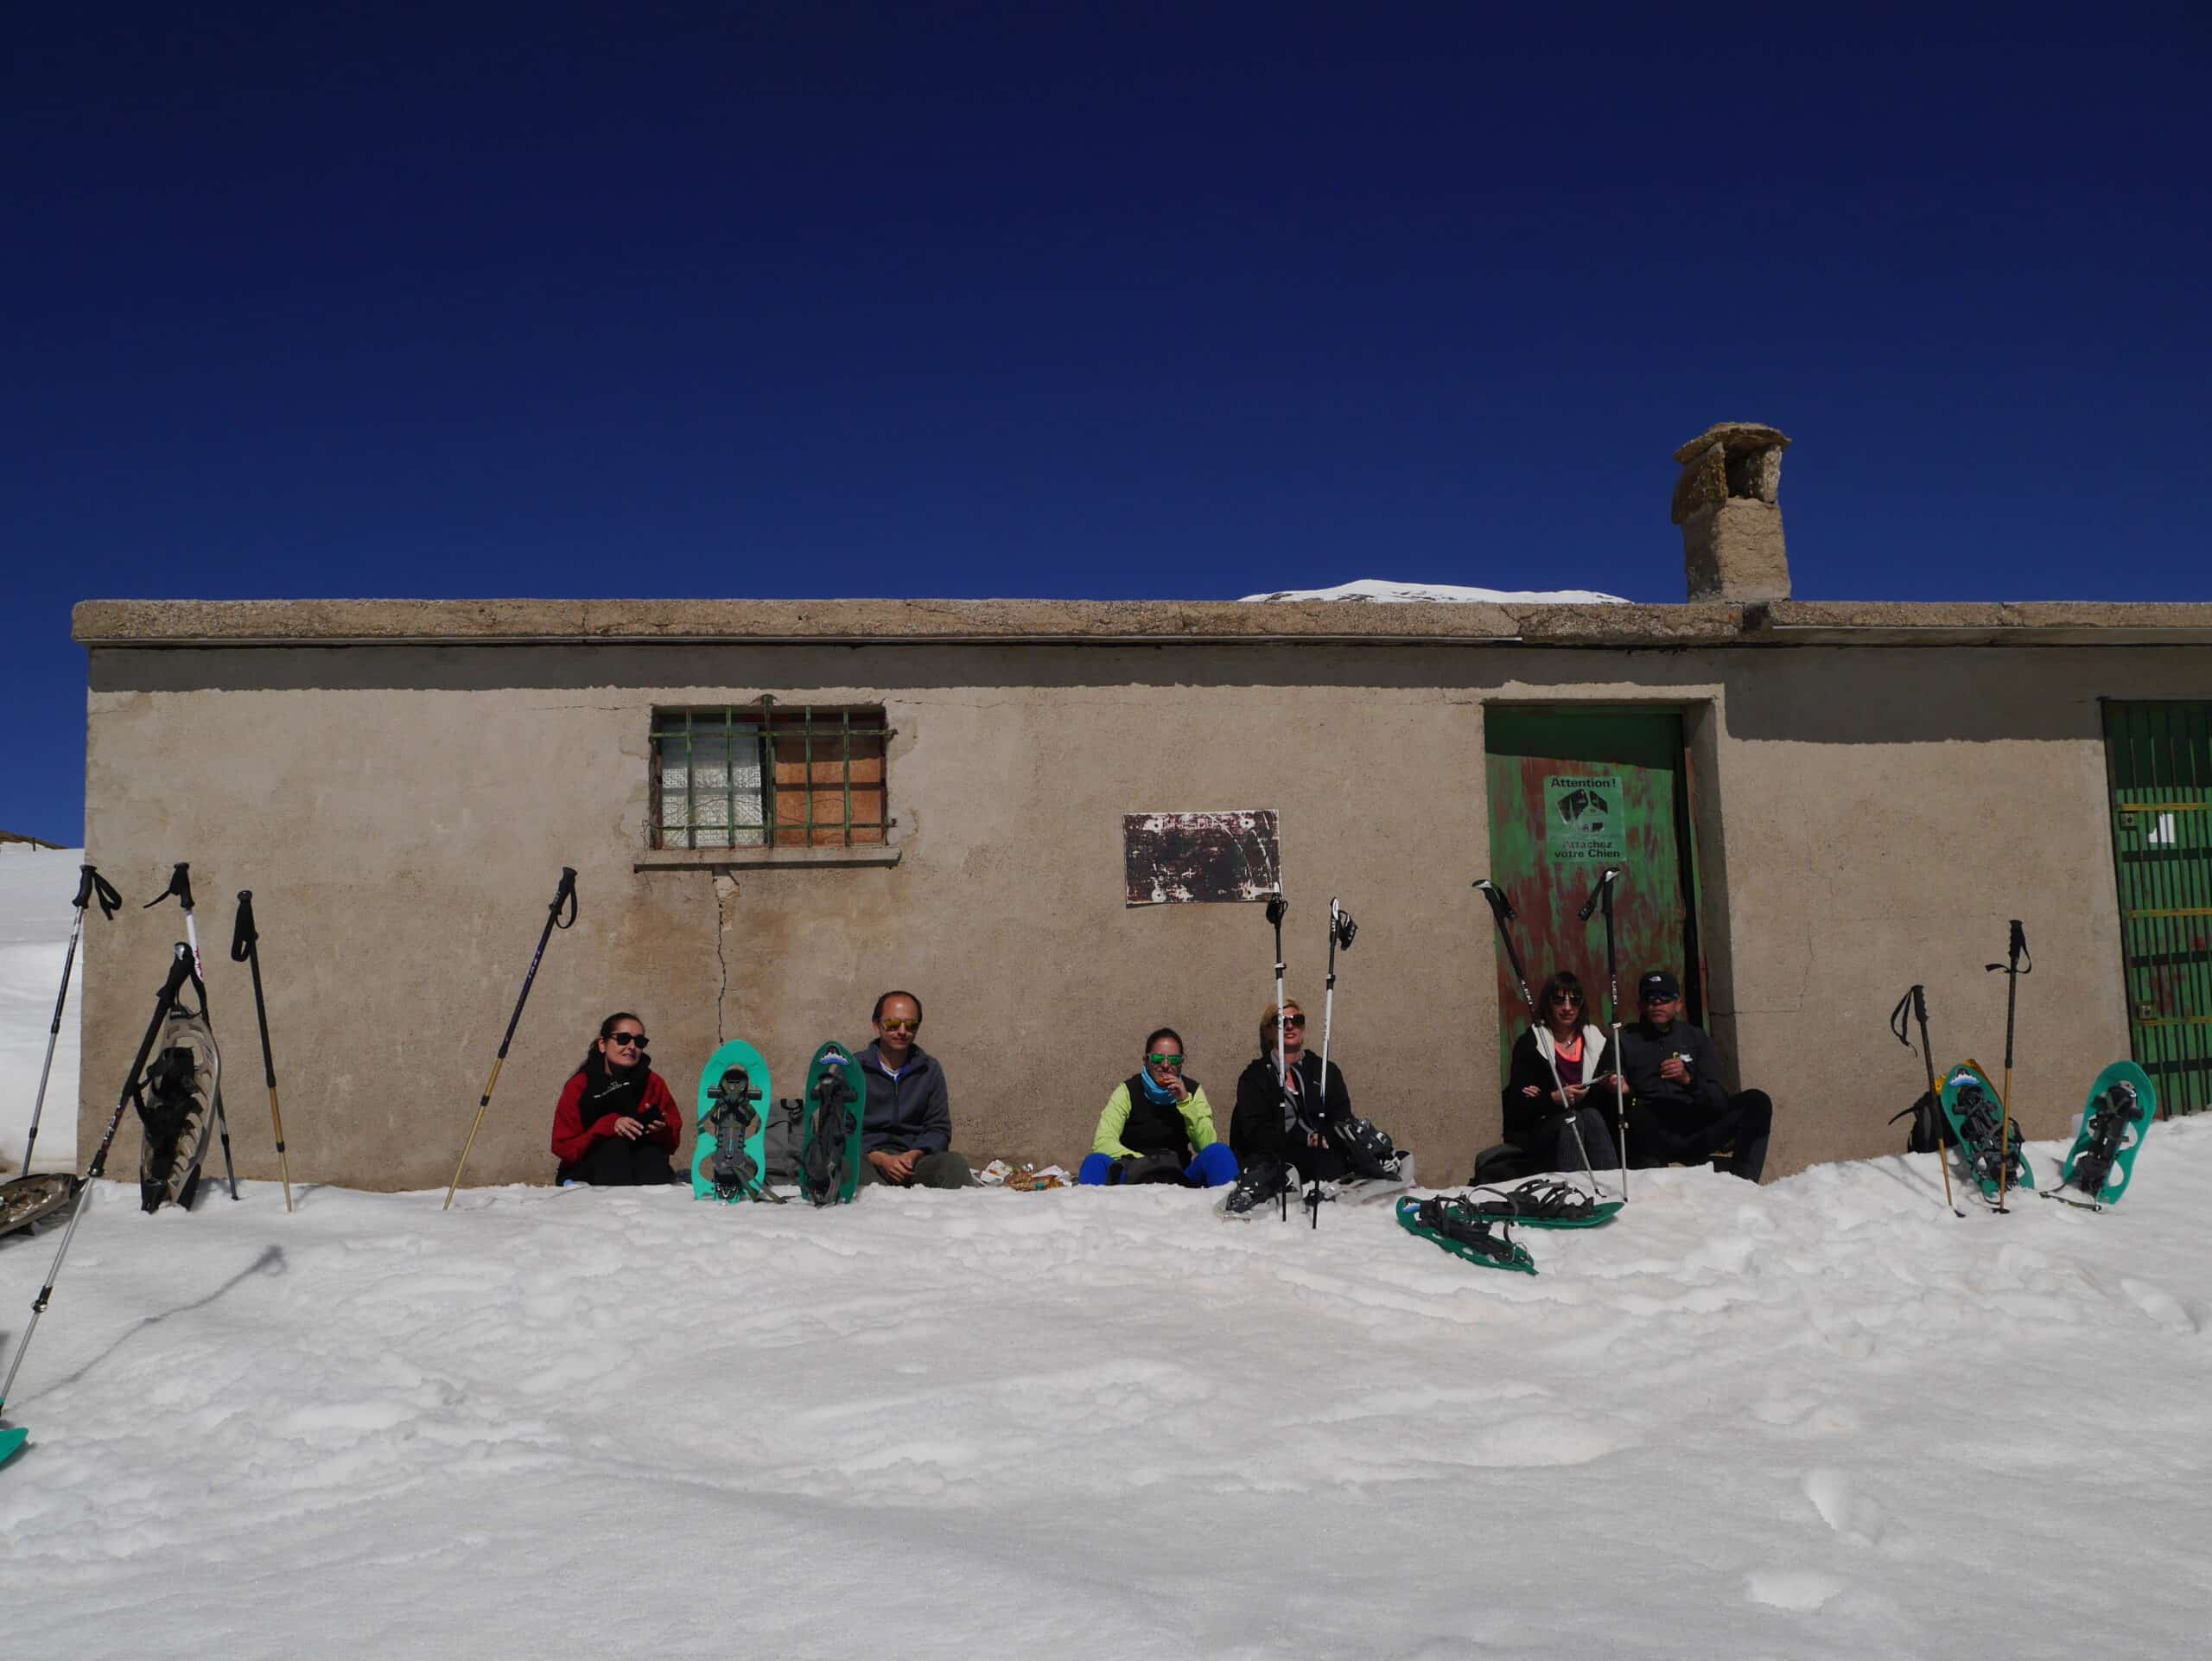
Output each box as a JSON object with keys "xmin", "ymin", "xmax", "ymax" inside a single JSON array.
[{"xmin": 1236, "ymin": 577, "xmax": 1630, "ymax": 605}]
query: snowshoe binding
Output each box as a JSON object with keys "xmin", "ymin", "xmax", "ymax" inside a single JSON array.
[
  {"xmin": 0, "ymin": 1173, "xmax": 80, "ymax": 1240},
  {"xmin": 137, "ymin": 1002, "xmax": 219, "ymax": 1213},
  {"xmin": 1219, "ymin": 1157, "xmax": 1297, "ymax": 1219},
  {"xmin": 1325, "ymin": 1115, "xmax": 1403, "ymax": 1181},
  {"xmin": 1395, "ymin": 1194, "xmax": 1538, "ymax": 1275},
  {"xmin": 1463, "ymin": 1178, "xmax": 1621, "ymax": 1229}
]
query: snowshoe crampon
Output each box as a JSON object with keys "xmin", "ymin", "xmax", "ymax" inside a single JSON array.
[
  {"xmin": 0, "ymin": 1173, "xmax": 80, "ymax": 1240},
  {"xmin": 1395, "ymin": 1194, "xmax": 1537, "ymax": 1274},
  {"xmin": 1462, "ymin": 1178, "xmax": 1621, "ymax": 1229},
  {"xmin": 137, "ymin": 1005, "xmax": 219, "ymax": 1214}
]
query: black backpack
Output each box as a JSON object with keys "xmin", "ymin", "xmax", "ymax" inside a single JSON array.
[{"xmin": 1889, "ymin": 1090, "xmax": 1956, "ymax": 1154}]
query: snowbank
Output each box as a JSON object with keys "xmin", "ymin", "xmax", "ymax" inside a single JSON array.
[
  {"xmin": 1238, "ymin": 577, "xmax": 1630, "ymax": 604},
  {"xmin": 4, "ymin": 1124, "xmax": 2210, "ymax": 1657},
  {"xmin": 0, "ymin": 847, "xmax": 84, "ymax": 1173}
]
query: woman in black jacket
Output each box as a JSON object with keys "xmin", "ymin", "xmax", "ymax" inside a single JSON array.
[{"xmin": 1502, "ymin": 971, "xmax": 1620, "ymax": 1174}]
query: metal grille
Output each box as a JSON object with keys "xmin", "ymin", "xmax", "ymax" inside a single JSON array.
[
  {"xmin": 2103, "ymin": 701, "xmax": 2212, "ymax": 1115},
  {"xmin": 652, "ymin": 701, "xmax": 893, "ymax": 850}
]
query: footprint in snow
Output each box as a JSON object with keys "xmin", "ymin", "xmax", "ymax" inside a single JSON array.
[
  {"xmin": 1744, "ymin": 1568, "xmax": 1847, "ymax": 1612},
  {"xmin": 2120, "ymin": 1278, "xmax": 2200, "ymax": 1335}
]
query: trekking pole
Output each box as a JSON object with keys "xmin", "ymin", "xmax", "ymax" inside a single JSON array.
[
  {"xmin": 229, "ymin": 892, "xmax": 294, "ymax": 1213},
  {"xmin": 1262, "ymin": 889, "xmax": 1302, "ymax": 1224},
  {"xmin": 144, "ymin": 863, "xmax": 238, "ymax": 1200},
  {"xmin": 1475, "ymin": 879, "xmax": 1602, "ymax": 1194},
  {"xmin": 19, "ymin": 864, "xmax": 122, "ymax": 1174},
  {"xmin": 1890, "ymin": 983, "xmax": 1961, "ymax": 1218},
  {"xmin": 1318, "ymin": 899, "xmax": 1357, "ymax": 1097},
  {"xmin": 445, "ymin": 868, "xmax": 578, "ymax": 1209},
  {"xmin": 1, "ymin": 944, "xmax": 196, "ymax": 1441},
  {"xmin": 1985, "ymin": 920, "xmax": 2031, "ymax": 1214},
  {"xmin": 1579, "ymin": 867, "xmax": 1627, "ymax": 1201}
]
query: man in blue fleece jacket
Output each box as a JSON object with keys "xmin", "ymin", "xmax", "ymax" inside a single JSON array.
[{"xmin": 854, "ymin": 990, "xmax": 976, "ymax": 1188}]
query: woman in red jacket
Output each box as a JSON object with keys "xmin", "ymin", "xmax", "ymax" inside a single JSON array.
[{"xmin": 552, "ymin": 1012, "xmax": 681, "ymax": 1185}]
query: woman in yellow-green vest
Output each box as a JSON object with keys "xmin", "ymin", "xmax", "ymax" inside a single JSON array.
[{"xmin": 1077, "ymin": 1028, "xmax": 1242, "ymax": 1187}]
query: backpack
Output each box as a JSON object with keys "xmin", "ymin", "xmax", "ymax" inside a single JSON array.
[
  {"xmin": 763, "ymin": 1096, "xmax": 806, "ymax": 1184},
  {"xmin": 1889, "ymin": 1090, "xmax": 1955, "ymax": 1154}
]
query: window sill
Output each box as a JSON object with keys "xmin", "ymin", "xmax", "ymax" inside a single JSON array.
[{"xmin": 634, "ymin": 846, "xmax": 903, "ymax": 872}]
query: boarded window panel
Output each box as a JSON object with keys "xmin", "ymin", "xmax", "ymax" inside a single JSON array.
[
  {"xmin": 1124, "ymin": 811, "xmax": 1281, "ymax": 905},
  {"xmin": 769, "ymin": 722, "xmax": 887, "ymax": 846}
]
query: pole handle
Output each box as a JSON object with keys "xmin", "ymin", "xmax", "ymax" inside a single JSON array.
[
  {"xmin": 144, "ymin": 862, "xmax": 196, "ymax": 914},
  {"xmin": 551, "ymin": 867, "xmax": 579, "ymax": 929},
  {"xmin": 230, "ymin": 890, "xmax": 258, "ymax": 961},
  {"xmin": 75, "ymin": 864, "xmax": 123, "ymax": 920}
]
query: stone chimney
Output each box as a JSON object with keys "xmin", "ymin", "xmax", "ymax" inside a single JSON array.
[{"xmin": 1672, "ymin": 423, "xmax": 1791, "ymax": 601}]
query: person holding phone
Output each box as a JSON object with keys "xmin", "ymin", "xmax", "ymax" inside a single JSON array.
[
  {"xmin": 1079, "ymin": 1027, "xmax": 1239, "ymax": 1187},
  {"xmin": 1617, "ymin": 971, "xmax": 1773, "ymax": 1181},
  {"xmin": 1501, "ymin": 970, "xmax": 1621, "ymax": 1174},
  {"xmin": 551, "ymin": 1011, "xmax": 680, "ymax": 1185}
]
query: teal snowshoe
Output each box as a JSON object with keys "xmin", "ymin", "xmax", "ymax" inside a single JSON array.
[
  {"xmin": 1395, "ymin": 1194, "xmax": 1537, "ymax": 1274},
  {"xmin": 799, "ymin": 1041, "xmax": 863, "ymax": 1206},
  {"xmin": 692, "ymin": 1040, "xmax": 775, "ymax": 1203},
  {"xmin": 1461, "ymin": 1178, "xmax": 1621, "ymax": 1229},
  {"xmin": 2048, "ymin": 1061, "xmax": 2157, "ymax": 1210},
  {"xmin": 1938, "ymin": 1060, "xmax": 2032, "ymax": 1201}
]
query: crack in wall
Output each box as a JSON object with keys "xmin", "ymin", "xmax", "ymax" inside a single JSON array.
[{"xmin": 712, "ymin": 873, "xmax": 734, "ymax": 1045}]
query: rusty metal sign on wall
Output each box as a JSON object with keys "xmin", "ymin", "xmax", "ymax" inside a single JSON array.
[{"xmin": 1123, "ymin": 811, "xmax": 1281, "ymax": 906}]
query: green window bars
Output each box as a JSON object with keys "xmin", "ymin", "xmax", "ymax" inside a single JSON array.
[{"xmin": 652, "ymin": 699, "xmax": 893, "ymax": 850}]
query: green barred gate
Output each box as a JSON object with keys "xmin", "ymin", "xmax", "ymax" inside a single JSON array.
[{"xmin": 2103, "ymin": 701, "xmax": 2212, "ymax": 1116}]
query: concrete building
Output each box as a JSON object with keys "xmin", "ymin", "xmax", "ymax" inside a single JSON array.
[{"xmin": 73, "ymin": 428, "xmax": 2212, "ymax": 1190}]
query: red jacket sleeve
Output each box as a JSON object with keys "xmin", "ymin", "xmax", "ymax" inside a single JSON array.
[{"xmin": 551, "ymin": 1073, "xmax": 611, "ymax": 1163}]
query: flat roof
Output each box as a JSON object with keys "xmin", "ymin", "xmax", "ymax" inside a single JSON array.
[{"xmin": 71, "ymin": 596, "xmax": 2212, "ymax": 649}]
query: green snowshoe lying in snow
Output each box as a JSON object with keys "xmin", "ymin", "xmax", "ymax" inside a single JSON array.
[{"xmin": 1395, "ymin": 1194, "xmax": 1538, "ymax": 1274}]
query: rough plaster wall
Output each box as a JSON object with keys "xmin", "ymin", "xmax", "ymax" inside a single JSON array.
[{"xmin": 77, "ymin": 641, "xmax": 2206, "ymax": 1191}]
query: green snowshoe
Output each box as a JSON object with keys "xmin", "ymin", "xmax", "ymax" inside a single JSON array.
[
  {"xmin": 1395, "ymin": 1194, "xmax": 1538, "ymax": 1274},
  {"xmin": 799, "ymin": 1041, "xmax": 864, "ymax": 1206},
  {"xmin": 2050, "ymin": 1061, "xmax": 2157, "ymax": 1209},
  {"xmin": 692, "ymin": 1040, "xmax": 774, "ymax": 1203},
  {"xmin": 1937, "ymin": 1059, "xmax": 2033, "ymax": 1201}
]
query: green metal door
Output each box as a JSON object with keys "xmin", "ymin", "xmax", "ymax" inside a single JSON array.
[
  {"xmin": 2103, "ymin": 701, "xmax": 2212, "ymax": 1115},
  {"xmin": 1484, "ymin": 710, "xmax": 1702, "ymax": 1083}
]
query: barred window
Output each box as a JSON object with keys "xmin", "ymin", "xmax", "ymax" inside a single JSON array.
[{"xmin": 652, "ymin": 701, "xmax": 892, "ymax": 850}]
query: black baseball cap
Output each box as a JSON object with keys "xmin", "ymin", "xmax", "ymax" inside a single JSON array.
[{"xmin": 1637, "ymin": 971, "xmax": 1681, "ymax": 1002}]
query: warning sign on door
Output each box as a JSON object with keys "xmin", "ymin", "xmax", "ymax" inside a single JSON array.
[{"xmin": 1545, "ymin": 773, "xmax": 1624, "ymax": 865}]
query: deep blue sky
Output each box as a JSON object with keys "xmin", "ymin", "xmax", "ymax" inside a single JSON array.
[{"xmin": 5, "ymin": 4, "xmax": 2207, "ymax": 842}]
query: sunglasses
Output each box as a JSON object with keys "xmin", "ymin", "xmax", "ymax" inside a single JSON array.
[
  {"xmin": 1274, "ymin": 1014, "xmax": 1306, "ymax": 1029},
  {"xmin": 605, "ymin": 1033, "xmax": 648, "ymax": 1049},
  {"xmin": 1146, "ymin": 1053, "xmax": 1185, "ymax": 1067},
  {"xmin": 879, "ymin": 1018, "xmax": 920, "ymax": 1034},
  {"xmin": 1548, "ymin": 992, "xmax": 1582, "ymax": 1005}
]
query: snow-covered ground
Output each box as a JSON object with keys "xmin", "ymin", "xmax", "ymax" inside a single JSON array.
[
  {"xmin": 5, "ymin": 853, "xmax": 2212, "ymax": 1658},
  {"xmin": 0, "ymin": 846, "xmax": 85, "ymax": 1174},
  {"xmin": 1239, "ymin": 577, "xmax": 1630, "ymax": 604},
  {"xmin": 5, "ymin": 1134, "xmax": 2211, "ymax": 1656}
]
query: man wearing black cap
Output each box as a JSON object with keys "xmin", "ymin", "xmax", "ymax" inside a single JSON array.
[{"xmin": 1615, "ymin": 971, "xmax": 1772, "ymax": 1181}]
